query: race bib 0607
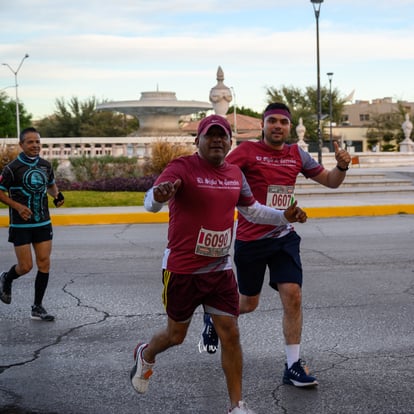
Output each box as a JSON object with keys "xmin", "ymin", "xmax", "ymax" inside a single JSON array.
[
  {"xmin": 195, "ymin": 227, "xmax": 232, "ymax": 257},
  {"xmin": 266, "ymin": 185, "xmax": 295, "ymax": 210}
]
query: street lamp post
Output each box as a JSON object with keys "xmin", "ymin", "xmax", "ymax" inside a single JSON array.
[
  {"xmin": 2, "ymin": 54, "xmax": 29, "ymax": 138},
  {"xmin": 230, "ymin": 86, "xmax": 237, "ymax": 135},
  {"xmin": 311, "ymin": 0, "xmax": 324, "ymax": 164},
  {"xmin": 327, "ymin": 72, "xmax": 334, "ymax": 151}
]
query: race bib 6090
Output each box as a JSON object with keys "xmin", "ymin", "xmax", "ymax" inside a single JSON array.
[{"xmin": 195, "ymin": 227, "xmax": 232, "ymax": 257}]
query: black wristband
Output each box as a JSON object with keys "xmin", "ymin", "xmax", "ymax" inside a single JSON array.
[
  {"xmin": 336, "ymin": 165, "xmax": 349, "ymax": 172},
  {"xmin": 53, "ymin": 192, "xmax": 64, "ymax": 206}
]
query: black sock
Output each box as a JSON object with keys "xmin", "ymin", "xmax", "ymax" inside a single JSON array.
[
  {"xmin": 5, "ymin": 265, "xmax": 20, "ymax": 284},
  {"xmin": 34, "ymin": 271, "xmax": 49, "ymax": 306}
]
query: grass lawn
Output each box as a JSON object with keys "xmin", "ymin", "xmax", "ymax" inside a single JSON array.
[{"xmin": 0, "ymin": 191, "xmax": 146, "ymax": 209}]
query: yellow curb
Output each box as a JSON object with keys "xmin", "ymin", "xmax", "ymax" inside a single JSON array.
[
  {"xmin": 50, "ymin": 212, "xmax": 170, "ymax": 226},
  {"xmin": 305, "ymin": 204, "xmax": 414, "ymax": 218},
  {"xmin": 1, "ymin": 205, "xmax": 413, "ymax": 227},
  {"xmin": 50, "ymin": 204, "xmax": 414, "ymax": 225},
  {"xmin": 0, "ymin": 212, "xmax": 170, "ymax": 227}
]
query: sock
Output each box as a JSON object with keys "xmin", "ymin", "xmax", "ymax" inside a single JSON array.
[
  {"xmin": 5, "ymin": 264, "xmax": 20, "ymax": 283},
  {"xmin": 34, "ymin": 271, "xmax": 49, "ymax": 306},
  {"xmin": 285, "ymin": 344, "xmax": 300, "ymax": 368}
]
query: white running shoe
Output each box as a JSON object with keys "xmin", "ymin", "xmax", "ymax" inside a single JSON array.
[
  {"xmin": 228, "ymin": 401, "xmax": 257, "ymax": 413},
  {"xmin": 130, "ymin": 342, "xmax": 154, "ymax": 394}
]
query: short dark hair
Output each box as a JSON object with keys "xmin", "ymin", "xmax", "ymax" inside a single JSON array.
[
  {"xmin": 262, "ymin": 102, "xmax": 291, "ymax": 119},
  {"xmin": 19, "ymin": 127, "xmax": 39, "ymax": 143}
]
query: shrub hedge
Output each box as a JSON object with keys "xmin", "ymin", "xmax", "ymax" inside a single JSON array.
[{"xmin": 56, "ymin": 174, "xmax": 157, "ymax": 192}]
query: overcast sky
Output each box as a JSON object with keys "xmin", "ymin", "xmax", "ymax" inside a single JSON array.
[{"xmin": 1, "ymin": 0, "xmax": 414, "ymax": 120}]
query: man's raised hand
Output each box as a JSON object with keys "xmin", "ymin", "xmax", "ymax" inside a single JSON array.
[
  {"xmin": 284, "ymin": 201, "xmax": 307, "ymax": 223},
  {"xmin": 153, "ymin": 179, "xmax": 182, "ymax": 203}
]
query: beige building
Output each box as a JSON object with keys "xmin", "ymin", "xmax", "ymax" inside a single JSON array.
[
  {"xmin": 341, "ymin": 97, "xmax": 414, "ymax": 127},
  {"xmin": 328, "ymin": 97, "xmax": 414, "ymax": 152}
]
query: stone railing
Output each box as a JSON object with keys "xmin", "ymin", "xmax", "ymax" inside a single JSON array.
[
  {"xmin": 1, "ymin": 136, "xmax": 413, "ymax": 168},
  {"xmin": 0, "ymin": 136, "xmax": 196, "ymax": 160},
  {"xmin": 313, "ymin": 151, "xmax": 414, "ymax": 169}
]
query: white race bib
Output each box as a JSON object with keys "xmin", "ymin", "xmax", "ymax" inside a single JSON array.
[
  {"xmin": 266, "ymin": 185, "xmax": 295, "ymax": 210},
  {"xmin": 195, "ymin": 227, "xmax": 232, "ymax": 257}
]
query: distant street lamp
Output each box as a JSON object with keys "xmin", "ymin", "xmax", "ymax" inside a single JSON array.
[
  {"xmin": 310, "ymin": 0, "xmax": 324, "ymax": 164},
  {"xmin": 230, "ymin": 86, "xmax": 237, "ymax": 134},
  {"xmin": 2, "ymin": 54, "xmax": 30, "ymax": 138},
  {"xmin": 327, "ymin": 72, "xmax": 334, "ymax": 151},
  {"xmin": 1, "ymin": 85, "xmax": 14, "ymax": 92}
]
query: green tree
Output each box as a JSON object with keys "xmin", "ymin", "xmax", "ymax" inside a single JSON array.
[
  {"xmin": 227, "ymin": 105, "xmax": 261, "ymax": 118},
  {"xmin": 0, "ymin": 91, "xmax": 32, "ymax": 137},
  {"xmin": 36, "ymin": 96, "xmax": 139, "ymax": 137},
  {"xmin": 265, "ymin": 85, "xmax": 345, "ymax": 146}
]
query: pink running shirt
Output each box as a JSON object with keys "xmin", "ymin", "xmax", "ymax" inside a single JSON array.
[
  {"xmin": 226, "ymin": 141, "xmax": 323, "ymax": 241},
  {"xmin": 154, "ymin": 153, "xmax": 255, "ymax": 274}
]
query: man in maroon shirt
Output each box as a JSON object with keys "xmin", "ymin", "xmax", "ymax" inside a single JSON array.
[
  {"xmin": 202, "ymin": 103, "xmax": 351, "ymax": 388},
  {"xmin": 130, "ymin": 114, "xmax": 307, "ymax": 414}
]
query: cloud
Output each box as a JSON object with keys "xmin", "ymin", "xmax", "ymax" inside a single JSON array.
[{"xmin": 1, "ymin": 0, "xmax": 414, "ymax": 118}]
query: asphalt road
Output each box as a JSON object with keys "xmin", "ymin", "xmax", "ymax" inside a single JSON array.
[{"xmin": 0, "ymin": 216, "xmax": 413, "ymax": 414}]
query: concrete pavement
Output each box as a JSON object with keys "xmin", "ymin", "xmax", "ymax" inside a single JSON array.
[{"xmin": 0, "ymin": 217, "xmax": 413, "ymax": 414}]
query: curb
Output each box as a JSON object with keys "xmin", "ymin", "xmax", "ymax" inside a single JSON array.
[
  {"xmin": 2, "ymin": 205, "xmax": 413, "ymax": 227},
  {"xmin": 305, "ymin": 204, "xmax": 414, "ymax": 218}
]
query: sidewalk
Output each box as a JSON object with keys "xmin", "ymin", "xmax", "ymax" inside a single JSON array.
[{"xmin": 1, "ymin": 195, "xmax": 413, "ymax": 227}]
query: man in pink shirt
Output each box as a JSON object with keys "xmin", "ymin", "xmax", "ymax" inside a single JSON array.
[
  {"xmin": 202, "ymin": 103, "xmax": 351, "ymax": 388},
  {"xmin": 130, "ymin": 114, "xmax": 307, "ymax": 414}
]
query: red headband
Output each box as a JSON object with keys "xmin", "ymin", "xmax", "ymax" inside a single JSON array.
[{"xmin": 263, "ymin": 109, "xmax": 291, "ymax": 121}]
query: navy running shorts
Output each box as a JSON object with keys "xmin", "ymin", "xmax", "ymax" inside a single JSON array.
[{"xmin": 234, "ymin": 231, "xmax": 303, "ymax": 296}]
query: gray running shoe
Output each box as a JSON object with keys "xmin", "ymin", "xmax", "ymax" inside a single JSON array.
[
  {"xmin": 31, "ymin": 305, "xmax": 55, "ymax": 321},
  {"xmin": 0, "ymin": 272, "xmax": 12, "ymax": 304}
]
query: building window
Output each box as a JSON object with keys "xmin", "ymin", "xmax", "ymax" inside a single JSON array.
[{"xmin": 359, "ymin": 114, "xmax": 370, "ymax": 121}]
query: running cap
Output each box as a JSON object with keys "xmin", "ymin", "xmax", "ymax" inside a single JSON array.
[{"xmin": 197, "ymin": 115, "xmax": 232, "ymax": 139}]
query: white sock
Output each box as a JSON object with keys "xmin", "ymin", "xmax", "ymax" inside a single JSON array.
[{"xmin": 285, "ymin": 344, "xmax": 300, "ymax": 368}]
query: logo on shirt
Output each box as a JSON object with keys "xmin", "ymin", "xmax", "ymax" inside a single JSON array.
[
  {"xmin": 196, "ymin": 176, "xmax": 239, "ymax": 189},
  {"xmin": 256, "ymin": 156, "xmax": 296, "ymax": 166},
  {"xmin": 23, "ymin": 169, "xmax": 47, "ymax": 193}
]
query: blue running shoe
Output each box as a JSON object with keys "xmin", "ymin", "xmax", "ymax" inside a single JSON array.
[
  {"xmin": 198, "ymin": 313, "xmax": 219, "ymax": 354},
  {"xmin": 283, "ymin": 359, "xmax": 318, "ymax": 387}
]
